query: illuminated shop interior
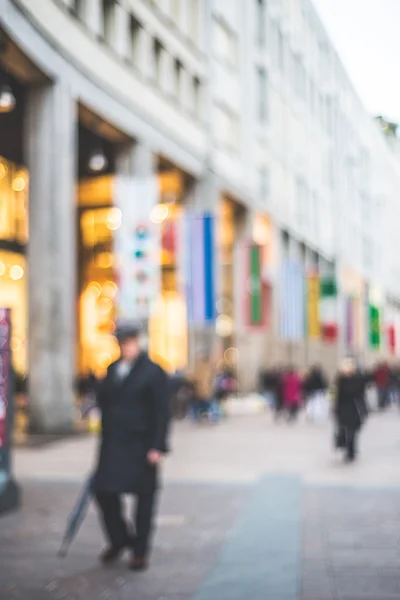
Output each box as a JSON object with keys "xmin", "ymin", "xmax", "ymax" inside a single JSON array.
[{"xmin": 77, "ymin": 140, "xmax": 189, "ymax": 376}]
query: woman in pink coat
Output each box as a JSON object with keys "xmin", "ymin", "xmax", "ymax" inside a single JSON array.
[{"xmin": 281, "ymin": 367, "xmax": 302, "ymax": 421}]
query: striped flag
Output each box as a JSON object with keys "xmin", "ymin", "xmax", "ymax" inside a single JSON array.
[
  {"xmin": 186, "ymin": 212, "xmax": 217, "ymax": 325},
  {"xmin": 280, "ymin": 260, "xmax": 305, "ymax": 340}
]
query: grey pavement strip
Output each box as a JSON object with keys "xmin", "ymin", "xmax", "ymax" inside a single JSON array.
[{"xmin": 193, "ymin": 475, "xmax": 302, "ymax": 600}]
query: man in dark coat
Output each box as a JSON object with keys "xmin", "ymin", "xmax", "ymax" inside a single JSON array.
[{"xmin": 94, "ymin": 322, "xmax": 170, "ymax": 571}]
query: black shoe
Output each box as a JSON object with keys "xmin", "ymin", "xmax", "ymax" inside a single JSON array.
[
  {"xmin": 128, "ymin": 556, "xmax": 149, "ymax": 572},
  {"xmin": 100, "ymin": 544, "xmax": 126, "ymax": 565}
]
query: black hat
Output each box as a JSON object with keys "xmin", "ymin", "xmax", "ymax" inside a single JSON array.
[{"xmin": 115, "ymin": 320, "xmax": 141, "ymax": 342}]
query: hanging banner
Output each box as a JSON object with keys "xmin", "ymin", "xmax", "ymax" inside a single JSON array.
[
  {"xmin": 241, "ymin": 243, "xmax": 266, "ymax": 328},
  {"xmin": 388, "ymin": 325, "xmax": 396, "ymax": 354},
  {"xmin": 280, "ymin": 259, "xmax": 305, "ymax": 340},
  {"xmin": 113, "ymin": 175, "xmax": 160, "ymax": 321},
  {"xmin": 320, "ymin": 276, "xmax": 338, "ymax": 342},
  {"xmin": 369, "ymin": 305, "xmax": 381, "ymax": 349},
  {"xmin": 345, "ymin": 296, "xmax": 354, "ymax": 349},
  {"xmin": 187, "ymin": 212, "xmax": 217, "ymax": 325},
  {"xmin": 307, "ymin": 274, "xmax": 320, "ymax": 339}
]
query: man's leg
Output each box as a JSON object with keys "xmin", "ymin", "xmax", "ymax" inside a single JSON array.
[
  {"xmin": 96, "ymin": 491, "xmax": 129, "ymax": 551},
  {"xmin": 346, "ymin": 430, "xmax": 357, "ymax": 461},
  {"xmin": 133, "ymin": 491, "xmax": 158, "ymax": 560}
]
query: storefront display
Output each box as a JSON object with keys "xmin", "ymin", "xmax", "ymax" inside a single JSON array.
[{"xmin": 0, "ymin": 157, "xmax": 28, "ymax": 376}]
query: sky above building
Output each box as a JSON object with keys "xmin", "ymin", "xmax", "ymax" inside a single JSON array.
[{"xmin": 312, "ymin": 0, "xmax": 400, "ymax": 122}]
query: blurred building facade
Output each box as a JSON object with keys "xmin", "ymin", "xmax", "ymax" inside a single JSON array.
[{"xmin": 1, "ymin": 0, "xmax": 400, "ymax": 431}]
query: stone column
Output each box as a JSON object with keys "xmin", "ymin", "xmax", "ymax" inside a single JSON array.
[{"xmin": 25, "ymin": 81, "xmax": 77, "ymax": 433}]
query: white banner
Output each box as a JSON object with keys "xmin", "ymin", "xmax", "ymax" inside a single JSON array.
[{"xmin": 113, "ymin": 176, "xmax": 160, "ymax": 321}]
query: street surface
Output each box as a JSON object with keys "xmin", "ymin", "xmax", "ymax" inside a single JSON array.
[{"xmin": 1, "ymin": 408, "xmax": 400, "ymax": 599}]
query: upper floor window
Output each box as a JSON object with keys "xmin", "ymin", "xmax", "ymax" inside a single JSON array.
[
  {"xmin": 257, "ymin": 68, "xmax": 268, "ymax": 123},
  {"xmin": 69, "ymin": 0, "xmax": 84, "ymax": 18},
  {"xmin": 193, "ymin": 77, "xmax": 201, "ymax": 116},
  {"xmin": 171, "ymin": 0, "xmax": 181, "ymax": 25},
  {"xmin": 214, "ymin": 104, "xmax": 239, "ymax": 151},
  {"xmin": 153, "ymin": 39, "xmax": 164, "ymax": 85},
  {"xmin": 213, "ymin": 19, "xmax": 237, "ymax": 68},
  {"xmin": 129, "ymin": 16, "xmax": 142, "ymax": 67},
  {"xmin": 174, "ymin": 59, "xmax": 183, "ymax": 98},
  {"xmin": 256, "ymin": 0, "xmax": 267, "ymax": 47},
  {"xmin": 102, "ymin": 0, "xmax": 116, "ymax": 44}
]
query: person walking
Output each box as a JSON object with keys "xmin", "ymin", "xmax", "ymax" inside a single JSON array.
[
  {"xmin": 281, "ymin": 366, "xmax": 302, "ymax": 422},
  {"xmin": 189, "ymin": 352, "xmax": 216, "ymax": 422},
  {"xmin": 374, "ymin": 361, "xmax": 391, "ymax": 410},
  {"xmin": 94, "ymin": 322, "xmax": 170, "ymax": 572},
  {"xmin": 335, "ymin": 358, "xmax": 367, "ymax": 462},
  {"xmin": 303, "ymin": 365, "xmax": 328, "ymax": 422}
]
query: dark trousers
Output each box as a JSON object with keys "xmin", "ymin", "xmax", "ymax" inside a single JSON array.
[
  {"xmin": 96, "ymin": 491, "xmax": 157, "ymax": 558},
  {"xmin": 346, "ymin": 429, "xmax": 357, "ymax": 460},
  {"xmin": 287, "ymin": 405, "xmax": 299, "ymax": 422}
]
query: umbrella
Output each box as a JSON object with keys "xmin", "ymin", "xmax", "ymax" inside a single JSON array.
[{"xmin": 58, "ymin": 473, "xmax": 94, "ymax": 557}]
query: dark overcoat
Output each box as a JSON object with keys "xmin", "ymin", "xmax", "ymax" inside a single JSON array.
[
  {"xmin": 335, "ymin": 373, "xmax": 367, "ymax": 432},
  {"xmin": 94, "ymin": 353, "xmax": 170, "ymax": 495}
]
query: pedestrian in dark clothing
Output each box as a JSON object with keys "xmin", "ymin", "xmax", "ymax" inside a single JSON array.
[
  {"xmin": 374, "ymin": 361, "xmax": 391, "ymax": 410},
  {"xmin": 303, "ymin": 365, "xmax": 328, "ymax": 400},
  {"xmin": 335, "ymin": 358, "xmax": 367, "ymax": 462},
  {"xmin": 94, "ymin": 322, "xmax": 170, "ymax": 572},
  {"xmin": 260, "ymin": 368, "xmax": 280, "ymax": 409}
]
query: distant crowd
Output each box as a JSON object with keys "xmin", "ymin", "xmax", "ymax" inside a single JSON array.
[
  {"xmin": 76, "ymin": 356, "xmax": 398, "ymax": 463},
  {"xmin": 259, "ymin": 359, "xmax": 398, "ymax": 461}
]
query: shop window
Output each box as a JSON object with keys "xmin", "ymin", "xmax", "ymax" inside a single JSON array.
[
  {"xmin": 0, "ymin": 158, "xmax": 28, "ymax": 377},
  {"xmin": 0, "ymin": 158, "xmax": 28, "ymax": 246}
]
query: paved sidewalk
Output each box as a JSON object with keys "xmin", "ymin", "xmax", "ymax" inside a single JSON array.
[{"xmin": 2, "ymin": 410, "xmax": 400, "ymax": 599}]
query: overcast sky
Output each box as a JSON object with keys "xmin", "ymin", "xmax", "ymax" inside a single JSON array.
[{"xmin": 312, "ymin": 0, "xmax": 400, "ymax": 122}]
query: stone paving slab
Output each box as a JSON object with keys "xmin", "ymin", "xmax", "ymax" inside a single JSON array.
[
  {"xmin": 0, "ymin": 480, "xmax": 248, "ymax": 600},
  {"xmin": 302, "ymin": 487, "xmax": 400, "ymax": 600}
]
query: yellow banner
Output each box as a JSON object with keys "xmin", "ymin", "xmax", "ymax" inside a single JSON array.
[{"xmin": 307, "ymin": 275, "xmax": 320, "ymax": 339}]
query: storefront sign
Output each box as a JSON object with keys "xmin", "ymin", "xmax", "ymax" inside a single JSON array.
[
  {"xmin": 113, "ymin": 176, "xmax": 160, "ymax": 321},
  {"xmin": 0, "ymin": 309, "xmax": 10, "ymax": 456},
  {"xmin": 307, "ymin": 274, "xmax": 320, "ymax": 339},
  {"xmin": 388, "ymin": 325, "xmax": 396, "ymax": 354}
]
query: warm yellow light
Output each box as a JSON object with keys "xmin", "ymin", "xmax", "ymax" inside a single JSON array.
[
  {"xmin": 98, "ymin": 297, "xmax": 113, "ymax": 313},
  {"xmin": 0, "ymin": 163, "xmax": 7, "ymax": 180},
  {"xmin": 216, "ymin": 314, "xmax": 233, "ymax": 338},
  {"xmin": 106, "ymin": 207, "xmax": 122, "ymax": 231},
  {"xmin": 0, "ymin": 261, "xmax": 5, "ymax": 277},
  {"xmin": 102, "ymin": 281, "xmax": 118, "ymax": 298},
  {"xmin": 224, "ymin": 347, "xmax": 239, "ymax": 364},
  {"xmin": 88, "ymin": 281, "xmax": 102, "ymax": 297},
  {"xmin": 150, "ymin": 203, "xmax": 169, "ymax": 224},
  {"xmin": 97, "ymin": 252, "xmax": 113, "ymax": 269},
  {"xmin": 10, "ymin": 265, "xmax": 24, "ymax": 281},
  {"xmin": 12, "ymin": 176, "xmax": 26, "ymax": 192}
]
